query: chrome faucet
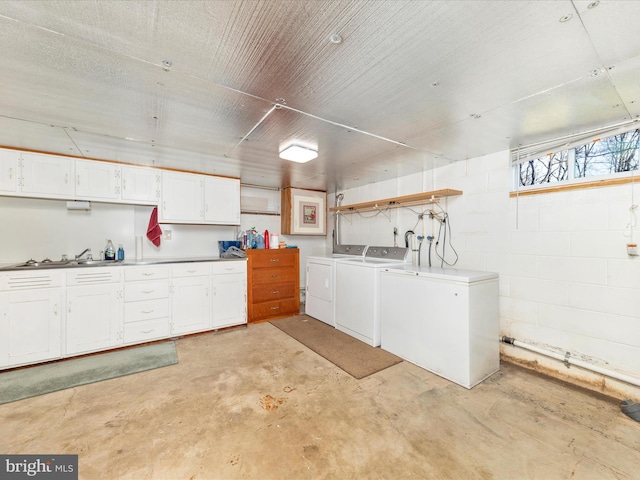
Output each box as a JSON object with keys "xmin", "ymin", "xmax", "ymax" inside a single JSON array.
[{"xmin": 75, "ymin": 248, "xmax": 92, "ymax": 260}]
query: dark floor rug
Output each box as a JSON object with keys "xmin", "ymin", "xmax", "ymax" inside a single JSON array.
[
  {"xmin": 270, "ymin": 315, "xmax": 402, "ymax": 379},
  {"xmin": 0, "ymin": 341, "xmax": 178, "ymax": 405}
]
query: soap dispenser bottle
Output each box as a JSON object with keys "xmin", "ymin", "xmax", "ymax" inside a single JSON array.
[{"xmin": 104, "ymin": 239, "xmax": 116, "ymax": 261}]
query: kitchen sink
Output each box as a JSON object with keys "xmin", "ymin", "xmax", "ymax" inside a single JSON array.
[
  {"xmin": 69, "ymin": 259, "xmax": 116, "ymax": 266},
  {"xmin": 0, "ymin": 259, "xmax": 118, "ymax": 270}
]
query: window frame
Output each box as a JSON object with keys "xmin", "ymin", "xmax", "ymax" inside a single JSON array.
[{"xmin": 511, "ymin": 127, "xmax": 640, "ymax": 196}]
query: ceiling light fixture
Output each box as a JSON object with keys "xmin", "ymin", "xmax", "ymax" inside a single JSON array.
[{"xmin": 279, "ymin": 144, "xmax": 318, "ymax": 163}]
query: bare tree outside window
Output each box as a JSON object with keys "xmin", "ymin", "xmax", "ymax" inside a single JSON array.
[
  {"xmin": 575, "ymin": 129, "xmax": 639, "ymax": 178},
  {"xmin": 518, "ymin": 151, "xmax": 569, "ymax": 186}
]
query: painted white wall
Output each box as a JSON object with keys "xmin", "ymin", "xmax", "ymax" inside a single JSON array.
[
  {"xmin": 336, "ymin": 150, "xmax": 640, "ymax": 398},
  {"xmin": 0, "ymin": 197, "xmax": 235, "ymax": 262}
]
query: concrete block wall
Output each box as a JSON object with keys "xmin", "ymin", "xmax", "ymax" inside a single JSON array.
[{"xmin": 337, "ymin": 149, "xmax": 640, "ymax": 398}]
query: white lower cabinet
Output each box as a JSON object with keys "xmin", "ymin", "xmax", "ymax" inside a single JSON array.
[
  {"xmin": 0, "ymin": 260, "xmax": 247, "ymax": 370},
  {"xmin": 171, "ymin": 263, "xmax": 211, "ymax": 335},
  {"xmin": 66, "ymin": 268, "xmax": 123, "ymax": 356},
  {"xmin": 123, "ymin": 265, "xmax": 170, "ymax": 344},
  {"xmin": 0, "ymin": 271, "xmax": 63, "ymax": 368},
  {"xmin": 211, "ymin": 261, "xmax": 247, "ymax": 329}
]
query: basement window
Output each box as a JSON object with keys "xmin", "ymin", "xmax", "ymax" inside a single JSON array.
[{"xmin": 512, "ymin": 127, "xmax": 640, "ymax": 194}]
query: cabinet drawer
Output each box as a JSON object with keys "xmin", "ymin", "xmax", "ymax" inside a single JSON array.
[
  {"xmin": 123, "ymin": 318, "xmax": 170, "ymax": 344},
  {"xmin": 250, "ymin": 252, "xmax": 297, "ymax": 269},
  {"xmin": 252, "ymin": 282, "xmax": 296, "ymax": 303},
  {"xmin": 251, "ymin": 266, "xmax": 297, "ymax": 284},
  {"xmin": 252, "ymin": 298, "xmax": 299, "ymax": 320},
  {"xmin": 67, "ymin": 267, "xmax": 122, "ymax": 285},
  {"xmin": 0, "ymin": 271, "xmax": 64, "ymax": 290},
  {"xmin": 124, "ymin": 281, "xmax": 169, "ymax": 302},
  {"xmin": 125, "ymin": 266, "xmax": 170, "ymax": 282},
  {"xmin": 172, "ymin": 262, "xmax": 210, "ymax": 278},
  {"xmin": 211, "ymin": 260, "xmax": 246, "ymax": 275},
  {"xmin": 124, "ymin": 299, "xmax": 170, "ymax": 322}
]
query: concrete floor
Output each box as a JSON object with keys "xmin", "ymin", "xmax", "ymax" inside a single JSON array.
[{"xmin": 1, "ymin": 322, "xmax": 639, "ymax": 479}]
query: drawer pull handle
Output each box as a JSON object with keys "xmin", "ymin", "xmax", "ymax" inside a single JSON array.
[
  {"xmin": 271, "ymin": 275, "xmax": 279, "ymax": 279},
  {"xmin": 142, "ymin": 309, "xmax": 154, "ymax": 314},
  {"xmin": 141, "ymin": 329, "xmax": 153, "ymax": 334},
  {"xmin": 270, "ymin": 259, "xmax": 279, "ymax": 262},
  {"xmin": 270, "ymin": 306, "xmax": 280, "ymax": 310},
  {"xmin": 187, "ymin": 269, "xmax": 197, "ymax": 273},
  {"xmin": 143, "ymin": 272, "xmax": 155, "ymax": 276},
  {"xmin": 142, "ymin": 290, "xmax": 154, "ymax": 294},
  {"xmin": 271, "ymin": 290, "xmax": 279, "ymax": 294}
]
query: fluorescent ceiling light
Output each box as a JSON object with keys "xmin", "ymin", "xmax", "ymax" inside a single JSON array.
[{"xmin": 279, "ymin": 144, "xmax": 318, "ymax": 163}]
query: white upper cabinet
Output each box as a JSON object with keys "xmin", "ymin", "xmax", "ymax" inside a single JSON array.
[
  {"xmin": 0, "ymin": 148, "xmax": 239, "ymax": 217},
  {"xmin": 75, "ymin": 159, "xmax": 121, "ymax": 200},
  {"xmin": 204, "ymin": 176, "xmax": 240, "ymax": 225},
  {"xmin": 0, "ymin": 149, "xmax": 19, "ymax": 193},
  {"xmin": 121, "ymin": 165, "xmax": 160, "ymax": 205},
  {"xmin": 20, "ymin": 151, "xmax": 75, "ymax": 199},
  {"xmin": 160, "ymin": 171, "xmax": 241, "ymax": 225},
  {"xmin": 160, "ymin": 171, "xmax": 204, "ymax": 223}
]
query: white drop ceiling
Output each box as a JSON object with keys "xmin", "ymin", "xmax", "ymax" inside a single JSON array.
[{"xmin": 1, "ymin": 0, "xmax": 639, "ymax": 193}]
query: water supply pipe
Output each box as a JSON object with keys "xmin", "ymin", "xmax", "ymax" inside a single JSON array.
[
  {"xmin": 333, "ymin": 192, "xmax": 344, "ymax": 248},
  {"xmin": 500, "ymin": 336, "xmax": 640, "ymax": 388}
]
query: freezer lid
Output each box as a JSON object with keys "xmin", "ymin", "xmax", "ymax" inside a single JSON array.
[{"xmin": 382, "ymin": 265, "xmax": 498, "ymax": 283}]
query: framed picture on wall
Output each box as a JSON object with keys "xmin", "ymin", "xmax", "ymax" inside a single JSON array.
[{"xmin": 281, "ymin": 187, "xmax": 327, "ymax": 235}]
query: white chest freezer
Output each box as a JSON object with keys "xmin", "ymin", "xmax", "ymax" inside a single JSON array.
[{"xmin": 380, "ymin": 265, "xmax": 499, "ymax": 389}]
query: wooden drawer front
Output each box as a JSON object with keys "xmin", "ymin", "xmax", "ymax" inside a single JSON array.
[
  {"xmin": 124, "ymin": 266, "xmax": 170, "ymax": 282},
  {"xmin": 172, "ymin": 262, "xmax": 210, "ymax": 278},
  {"xmin": 252, "ymin": 298, "xmax": 299, "ymax": 320},
  {"xmin": 252, "ymin": 282, "xmax": 296, "ymax": 303},
  {"xmin": 124, "ymin": 299, "xmax": 170, "ymax": 323},
  {"xmin": 250, "ymin": 251, "xmax": 297, "ymax": 269},
  {"xmin": 211, "ymin": 260, "xmax": 246, "ymax": 275},
  {"xmin": 124, "ymin": 281, "xmax": 169, "ymax": 302},
  {"xmin": 123, "ymin": 318, "xmax": 170, "ymax": 344},
  {"xmin": 252, "ymin": 266, "xmax": 297, "ymax": 285}
]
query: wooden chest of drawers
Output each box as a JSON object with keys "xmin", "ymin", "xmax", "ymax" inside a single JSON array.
[{"xmin": 246, "ymin": 248, "xmax": 299, "ymax": 323}]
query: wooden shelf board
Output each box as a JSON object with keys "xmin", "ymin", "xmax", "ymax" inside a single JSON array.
[{"xmin": 330, "ymin": 189, "xmax": 462, "ymax": 213}]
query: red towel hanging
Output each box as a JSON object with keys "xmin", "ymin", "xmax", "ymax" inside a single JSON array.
[{"xmin": 147, "ymin": 207, "xmax": 163, "ymax": 247}]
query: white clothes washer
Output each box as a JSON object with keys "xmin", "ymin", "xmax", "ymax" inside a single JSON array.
[
  {"xmin": 305, "ymin": 244, "xmax": 368, "ymax": 326},
  {"xmin": 334, "ymin": 246, "xmax": 410, "ymax": 346}
]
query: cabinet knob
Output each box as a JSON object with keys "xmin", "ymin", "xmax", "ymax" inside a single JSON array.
[
  {"xmin": 271, "ymin": 290, "xmax": 279, "ymax": 294},
  {"xmin": 270, "ymin": 306, "xmax": 280, "ymax": 310},
  {"xmin": 270, "ymin": 258, "xmax": 279, "ymax": 262}
]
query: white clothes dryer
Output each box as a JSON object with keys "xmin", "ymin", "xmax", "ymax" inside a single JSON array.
[{"xmin": 305, "ymin": 244, "xmax": 368, "ymax": 326}]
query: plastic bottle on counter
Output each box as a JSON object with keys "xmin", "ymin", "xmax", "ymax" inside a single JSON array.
[
  {"xmin": 264, "ymin": 229, "xmax": 270, "ymax": 249},
  {"xmin": 117, "ymin": 244, "xmax": 125, "ymax": 261},
  {"xmin": 104, "ymin": 239, "xmax": 116, "ymax": 261}
]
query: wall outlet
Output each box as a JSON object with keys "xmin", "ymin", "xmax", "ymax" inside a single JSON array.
[
  {"xmin": 164, "ymin": 230, "xmax": 172, "ymax": 240},
  {"xmin": 627, "ymin": 243, "xmax": 638, "ymax": 256}
]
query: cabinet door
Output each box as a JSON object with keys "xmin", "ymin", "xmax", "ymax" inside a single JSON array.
[
  {"xmin": 121, "ymin": 165, "xmax": 160, "ymax": 205},
  {"xmin": 204, "ymin": 176, "xmax": 240, "ymax": 225},
  {"xmin": 66, "ymin": 285, "xmax": 122, "ymax": 356},
  {"xmin": 171, "ymin": 276, "xmax": 210, "ymax": 335},
  {"xmin": 75, "ymin": 159, "xmax": 121, "ymax": 200},
  {"xmin": 0, "ymin": 149, "xmax": 19, "ymax": 194},
  {"xmin": 0, "ymin": 288, "xmax": 62, "ymax": 368},
  {"xmin": 211, "ymin": 273, "xmax": 246, "ymax": 328},
  {"xmin": 20, "ymin": 152, "xmax": 74, "ymax": 198},
  {"xmin": 160, "ymin": 171, "xmax": 203, "ymax": 223}
]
